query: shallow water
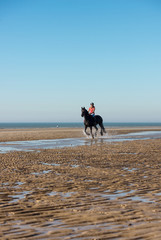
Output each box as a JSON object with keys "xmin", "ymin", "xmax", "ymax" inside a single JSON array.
[
  {"xmin": 31, "ymin": 170, "xmax": 52, "ymax": 176},
  {"xmin": 0, "ymin": 131, "xmax": 161, "ymax": 153},
  {"xmin": 9, "ymin": 191, "xmax": 31, "ymax": 203},
  {"xmin": 101, "ymin": 190, "xmax": 136, "ymax": 200}
]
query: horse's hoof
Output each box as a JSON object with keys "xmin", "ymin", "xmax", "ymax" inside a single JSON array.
[{"xmin": 84, "ymin": 131, "xmax": 90, "ymax": 136}]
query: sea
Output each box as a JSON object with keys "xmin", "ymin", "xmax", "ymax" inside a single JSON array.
[{"xmin": 0, "ymin": 122, "xmax": 161, "ymax": 129}]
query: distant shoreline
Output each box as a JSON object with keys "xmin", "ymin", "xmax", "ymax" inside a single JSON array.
[{"xmin": 0, "ymin": 122, "xmax": 161, "ymax": 129}]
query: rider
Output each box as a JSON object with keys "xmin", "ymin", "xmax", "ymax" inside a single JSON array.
[{"xmin": 88, "ymin": 102, "xmax": 95, "ymax": 117}]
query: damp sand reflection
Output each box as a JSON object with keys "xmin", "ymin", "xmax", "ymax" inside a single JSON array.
[{"xmin": 0, "ymin": 130, "xmax": 161, "ymax": 153}]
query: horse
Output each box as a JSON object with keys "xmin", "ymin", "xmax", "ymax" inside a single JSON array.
[{"xmin": 81, "ymin": 107, "xmax": 106, "ymax": 138}]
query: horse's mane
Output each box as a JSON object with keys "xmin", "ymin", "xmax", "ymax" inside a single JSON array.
[{"xmin": 82, "ymin": 107, "xmax": 88, "ymax": 114}]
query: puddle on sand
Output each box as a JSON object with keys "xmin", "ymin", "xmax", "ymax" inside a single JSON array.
[
  {"xmin": 126, "ymin": 131, "xmax": 161, "ymax": 137},
  {"xmin": 15, "ymin": 181, "xmax": 24, "ymax": 186},
  {"xmin": 13, "ymin": 182, "xmax": 25, "ymax": 188},
  {"xmin": 100, "ymin": 190, "xmax": 135, "ymax": 200},
  {"xmin": 1, "ymin": 182, "xmax": 9, "ymax": 186},
  {"xmin": 71, "ymin": 164, "xmax": 79, "ymax": 168},
  {"xmin": 90, "ymin": 189, "xmax": 155, "ymax": 204},
  {"xmin": 31, "ymin": 170, "xmax": 52, "ymax": 175},
  {"xmin": 126, "ymin": 196, "xmax": 155, "ymax": 203},
  {"xmin": 1, "ymin": 182, "xmax": 25, "ymax": 190},
  {"xmin": 0, "ymin": 138, "xmax": 87, "ymax": 153},
  {"xmin": 48, "ymin": 191, "xmax": 76, "ymax": 198},
  {"xmin": 41, "ymin": 162, "xmax": 60, "ymax": 167},
  {"xmin": 123, "ymin": 167, "xmax": 138, "ymax": 172},
  {"xmin": 41, "ymin": 162, "xmax": 80, "ymax": 169},
  {"xmin": 9, "ymin": 191, "xmax": 31, "ymax": 203},
  {"xmin": 84, "ymin": 179, "xmax": 93, "ymax": 182},
  {"xmin": 155, "ymin": 193, "xmax": 161, "ymax": 196},
  {"xmin": 90, "ymin": 187, "xmax": 100, "ymax": 190},
  {"xmin": 0, "ymin": 131, "xmax": 161, "ymax": 153}
]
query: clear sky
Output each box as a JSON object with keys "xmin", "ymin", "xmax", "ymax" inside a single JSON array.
[{"xmin": 0, "ymin": 0, "xmax": 161, "ymax": 122}]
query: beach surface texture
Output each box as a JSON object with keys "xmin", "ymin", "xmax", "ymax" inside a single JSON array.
[{"xmin": 1, "ymin": 127, "xmax": 161, "ymax": 239}]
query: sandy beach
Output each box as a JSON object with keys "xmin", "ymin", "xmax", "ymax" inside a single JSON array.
[
  {"xmin": 0, "ymin": 128, "xmax": 84, "ymax": 142},
  {"xmin": 0, "ymin": 127, "xmax": 161, "ymax": 142},
  {"xmin": 1, "ymin": 128, "xmax": 161, "ymax": 239}
]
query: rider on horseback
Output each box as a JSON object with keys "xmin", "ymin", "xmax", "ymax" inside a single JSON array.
[
  {"xmin": 88, "ymin": 102, "xmax": 95, "ymax": 117},
  {"xmin": 81, "ymin": 105, "xmax": 106, "ymax": 138}
]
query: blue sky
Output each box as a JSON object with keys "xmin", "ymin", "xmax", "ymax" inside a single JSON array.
[{"xmin": 0, "ymin": 0, "xmax": 161, "ymax": 122}]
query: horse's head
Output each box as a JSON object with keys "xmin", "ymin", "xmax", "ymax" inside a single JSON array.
[{"xmin": 81, "ymin": 107, "xmax": 87, "ymax": 117}]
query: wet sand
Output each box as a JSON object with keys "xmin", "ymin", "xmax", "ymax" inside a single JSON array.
[
  {"xmin": 1, "ymin": 128, "xmax": 161, "ymax": 239},
  {"xmin": 0, "ymin": 128, "xmax": 84, "ymax": 142},
  {"xmin": 1, "ymin": 127, "xmax": 161, "ymax": 142}
]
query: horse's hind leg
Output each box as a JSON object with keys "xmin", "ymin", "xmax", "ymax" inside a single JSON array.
[
  {"xmin": 94, "ymin": 125, "xmax": 98, "ymax": 137},
  {"xmin": 100, "ymin": 127, "xmax": 103, "ymax": 136},
  {"xmin": 90, "ymin": 126, "xmax": 94, "ymax": 139}
]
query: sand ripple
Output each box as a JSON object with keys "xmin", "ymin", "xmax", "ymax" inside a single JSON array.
[{"xmin": 1, "ymin": 138, "xmax": 161, "ymax": 239}]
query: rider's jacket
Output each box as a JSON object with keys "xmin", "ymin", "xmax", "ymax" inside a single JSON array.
[{"xmin": 88, "ymin": 107, "xmax": 95, "ymax": 115}]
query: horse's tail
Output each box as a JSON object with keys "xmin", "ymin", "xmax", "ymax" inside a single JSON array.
[
  {"xmin": 95, "ymin": 115, "xmax": 106, "ymax": 135},
  {"xmin": 100, "ymin": 122, "xmax": 106, "ymax": 133}
]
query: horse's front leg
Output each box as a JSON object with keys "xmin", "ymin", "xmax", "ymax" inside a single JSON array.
[
  {"xmin": 90, "ymin": 126, "xmax": 94, "ymax": 139},
  {"xmin": 84, "ymin": 125, "xmax": 90, "ymax": 136}
]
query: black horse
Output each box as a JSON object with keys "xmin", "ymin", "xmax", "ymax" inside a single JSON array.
[{"xmin": 81, "ymin": 107, "xmax": 106, "ymax": 138}]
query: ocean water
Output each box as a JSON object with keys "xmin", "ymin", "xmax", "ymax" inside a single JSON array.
[{"xmin": 0, "ymin": 122, "xmax": 161, "ymax": 129}]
